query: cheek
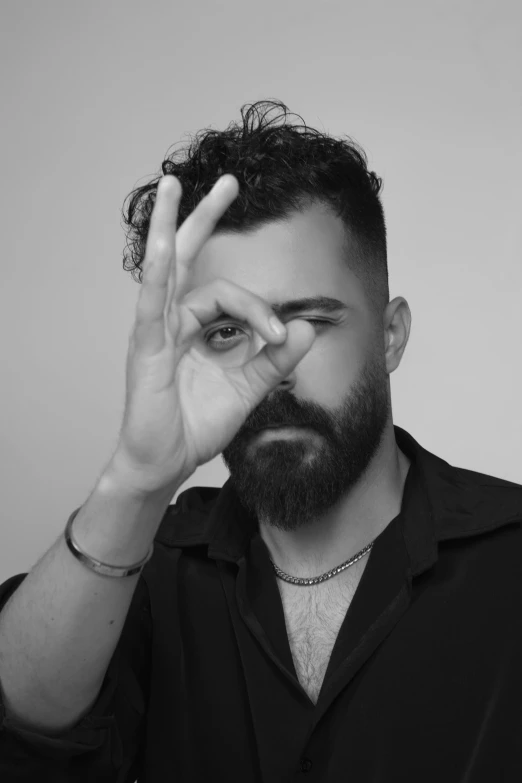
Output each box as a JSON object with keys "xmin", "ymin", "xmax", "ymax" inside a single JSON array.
[{"xmin": 299, "ymin": 336, "xmax": 362, "ymax": 406}]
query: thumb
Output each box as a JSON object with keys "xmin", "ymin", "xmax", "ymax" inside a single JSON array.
[{"xmin": 242, "ymin": 319, "xmax": 316, "ymax": 396}]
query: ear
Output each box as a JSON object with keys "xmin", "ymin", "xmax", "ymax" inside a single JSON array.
[{"xmin": 383, "ymin": 297, "xmax": 411, "ymax": 374}]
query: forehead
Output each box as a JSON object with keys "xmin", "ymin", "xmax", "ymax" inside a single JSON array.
[{"xmin": 188, "ymin": 201, "xmax": 366, "ymax": 308}]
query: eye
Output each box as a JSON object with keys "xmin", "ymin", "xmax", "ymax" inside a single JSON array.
[{"xmin": 205, "ymin": 319, "xmax": 328, "ymax": 349}]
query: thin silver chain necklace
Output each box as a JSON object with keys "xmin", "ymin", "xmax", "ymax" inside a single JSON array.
[{"xmin": 270, "ymin": 540, "xmax": 374, "ymax": 586}]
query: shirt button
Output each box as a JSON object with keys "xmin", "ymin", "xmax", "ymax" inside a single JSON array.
[{"xmin": 300, "ymin": 758, "xmax": 313, "ymax": 773}]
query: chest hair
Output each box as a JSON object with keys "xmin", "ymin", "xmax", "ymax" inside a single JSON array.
[{"xmin": 277, "ymin": 558, "xmax": 368, "ymax": 705}]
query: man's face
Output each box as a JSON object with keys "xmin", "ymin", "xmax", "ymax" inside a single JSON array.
[{"xmin": 189, "ymin": 201, "xmax": 392, "ymax": 533}]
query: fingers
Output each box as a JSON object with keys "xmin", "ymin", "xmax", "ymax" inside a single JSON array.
[
  {"xmin": 133, "ymin": 173, "xmax": 239, "ymax": 358},
  {"xmin": 242, "ymin": 318, "xmax": 316, "ymax": 397},
  {"xmin": 175, "ymin": 277, "xmax": 288, "ymax": 349},
  {"xmin": 173, "ymin": 277, "xmax": 316, "ymax": 400},
  {"xmin": 134, "ymin": 176, "xmax": 182, "ymax": 355},
  {"xmin": 174, "ymin": 174, "xmax": 239, "ymax": 282}
]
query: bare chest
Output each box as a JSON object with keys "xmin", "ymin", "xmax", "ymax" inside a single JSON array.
[{"xmin": 277, "ymin": 560, "xmax": 367, "ymax": 705}]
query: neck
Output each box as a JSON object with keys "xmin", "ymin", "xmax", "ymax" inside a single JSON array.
[{"xmin": 259, "ymin": 423, "xmax": 411, "ymax": 579}]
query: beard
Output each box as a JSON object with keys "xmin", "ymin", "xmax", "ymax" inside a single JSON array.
[{"xmin": 221, "ymin": 349, "xmax": 391, "ymax": 534}]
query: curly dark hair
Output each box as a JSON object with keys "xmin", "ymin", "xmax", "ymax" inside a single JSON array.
[{"xmin": 121, "ymin": 99, "xmax": 389, "ymax": 320}]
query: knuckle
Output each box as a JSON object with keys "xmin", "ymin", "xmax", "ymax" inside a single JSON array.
[{"xmin": 151, "ymin": 237, "xmax": 171, "ymax": 255}]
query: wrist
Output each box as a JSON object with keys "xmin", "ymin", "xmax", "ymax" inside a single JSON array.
[{"xmin": 101, "ymin": 452, "xmax": 182, "ymax": 505}]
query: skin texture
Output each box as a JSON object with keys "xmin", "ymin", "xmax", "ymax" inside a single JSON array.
[{"xmin": 186, "ymin": 199, "xmax": 412, "ymax": 579}]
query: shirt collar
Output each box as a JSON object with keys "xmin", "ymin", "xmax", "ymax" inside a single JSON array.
[{"xmin": 155, "ymin": 425, "xmax": 522, "ymax": 579}]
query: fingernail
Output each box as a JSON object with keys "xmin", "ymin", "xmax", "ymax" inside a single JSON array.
[{"xmin": 269, "ymin": 317, "xmax": 285, "ymax": 336}]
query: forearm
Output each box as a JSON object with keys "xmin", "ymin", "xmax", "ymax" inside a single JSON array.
[{"xmin": 0, "ymin": 462, "xmax": 176, "ymax": 736}]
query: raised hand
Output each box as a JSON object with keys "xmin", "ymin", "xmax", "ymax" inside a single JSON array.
[{"xmin": 110, "ymin": 174, "xmax": 316, "ymax": 495}]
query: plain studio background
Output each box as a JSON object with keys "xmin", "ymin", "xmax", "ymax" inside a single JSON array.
[{"xmin": 0, "ymin": 0, "xmax": 520, "ymax": 582}]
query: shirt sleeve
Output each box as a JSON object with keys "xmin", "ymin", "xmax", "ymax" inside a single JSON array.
[{"xmin": 0, "ymin": 514, "xmax": 152, "ymax": 783}]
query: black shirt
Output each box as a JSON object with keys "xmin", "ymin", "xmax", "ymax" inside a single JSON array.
[{"xmin": 1, "ymin": 425, "xmax": 522, "ymax": 782}]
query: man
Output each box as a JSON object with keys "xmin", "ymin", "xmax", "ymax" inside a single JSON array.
[{"xmin": 0, "ymin": 100, "xmax": 521, "ymax": 782}]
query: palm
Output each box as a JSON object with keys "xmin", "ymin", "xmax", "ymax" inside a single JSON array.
[{"xmin": 175, "ymin": 345, "xmax": 261, "ymax": 469}]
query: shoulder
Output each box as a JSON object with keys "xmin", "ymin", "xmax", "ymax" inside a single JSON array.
[{"xmin": 434, "ymin": 459, "xmax": 522, "ymax": 541}]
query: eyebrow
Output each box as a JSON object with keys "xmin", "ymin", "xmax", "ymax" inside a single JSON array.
[{"xmin": 211, "ymin": 296, "xmax": 350, "ymax": 324}]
